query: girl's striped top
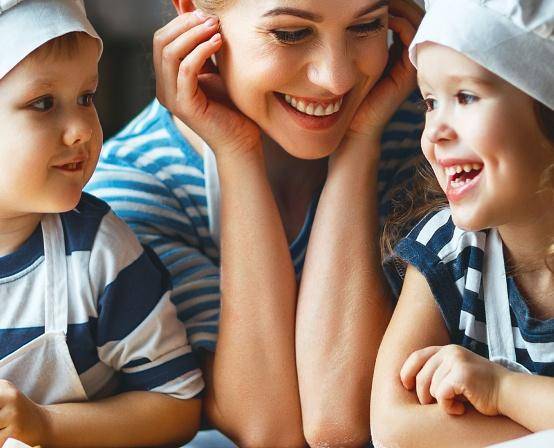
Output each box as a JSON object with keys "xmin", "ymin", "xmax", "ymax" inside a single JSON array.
[
  {"xmin": 391, "ymin": 208, "xmax": 554, "ymax": 376},
  {"xmin": 86, "ymin": 95, "xmax": 424, "ymax": 352}
]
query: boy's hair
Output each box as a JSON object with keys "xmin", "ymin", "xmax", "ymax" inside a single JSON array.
[
  {"xmin": 28, "ymin": 31, "xmax": 86, "ymax": 61},
  {"xmin": 382, "ymin": 100, "xmax": 554, "ymax": 272}
]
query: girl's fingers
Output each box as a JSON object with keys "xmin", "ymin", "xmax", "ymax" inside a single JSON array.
[
  {"xmin": 435, "ymin": 377, "xmax": 466, "ymax": 416},
  {"xmin": 157, "ymin": 19, "xmax": 220, "ymax": 103},
  {"xmin": 176, "ymin": 34, "xmax": 223, "ymax": 116},
  {"xmin": 429, "ymin": 360, "xmax": 451, "ymax": 400},
  {"xmin": 400, "ymin": 346, "xmax": 442, "ymax": 390},
  {"xmin": 414, "ymin": 353, "xmax": 442, "ymax": 405}
]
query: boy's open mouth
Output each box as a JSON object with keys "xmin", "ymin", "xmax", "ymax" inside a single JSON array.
[{"xmin": 55, "ymin": 161, "xmax": 85, "ymax": 172}]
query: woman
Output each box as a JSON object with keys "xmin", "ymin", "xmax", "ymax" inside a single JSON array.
[{"xmin": 87, "ymin": 0, "xmax": 423, "ymax": 445}]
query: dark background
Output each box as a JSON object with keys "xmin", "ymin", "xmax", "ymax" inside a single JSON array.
[{"xmin": 85, "ymin": 0, "xmax": 174, "ymax": 139}]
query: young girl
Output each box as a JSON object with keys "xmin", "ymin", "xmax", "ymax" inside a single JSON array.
[
  {"xmin": 371, "ymin": 0, "xmax": 554, "ymax": 446},
  {"xmin": 0, "ymin": 1, "xmax": 202, "ymax": 446}
]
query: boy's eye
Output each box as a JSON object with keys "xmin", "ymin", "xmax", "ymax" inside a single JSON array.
[
  {"xmin": 457, "ymin": 92, "xmax": 479, "ymax": 105},
  {"xmin": 30, "ymin": 96, "xmax": 54, "ymax": 112},
  {"xmin": 348, "ymin": 19, "xmax": 385, "ymax": 37},
  {"xmin": 271, "ymin": 28, "xmax": 312, "ymax": 44},
  {"xmin": 78, "ymin": 92, "xmax": 96, "ymax": 107}
]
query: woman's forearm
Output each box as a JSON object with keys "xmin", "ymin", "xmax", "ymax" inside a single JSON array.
[
  {"xmin": 211, "ymin": 150, "xmax": 304, "ymax": 446},
  {"xmin": 42, "ymin": 392, "xmax": 200, "ymax": 447},
  {"xmin": 296, "ymin": 139, "xmax": 391, "ymax": 446}
]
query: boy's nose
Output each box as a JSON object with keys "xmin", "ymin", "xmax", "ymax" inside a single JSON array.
[{"xmin": 63, "ymin": 122, "xmax": 93, "ymax": 147}]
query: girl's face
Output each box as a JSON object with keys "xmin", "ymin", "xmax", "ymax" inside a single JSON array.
[
  {"xmin": 0, "ymin": 35, "xmax": 102, "ymax": 217},
  {"xmin": 215, "ymin": 0, "xmax": 389, "ymax": 159},
  {"xmin": 417, "ymin": 43, "xmax": 554, "ymax": 231}
]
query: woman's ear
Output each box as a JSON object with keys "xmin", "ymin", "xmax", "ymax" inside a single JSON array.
[{"xmin": 172, "ymin": 0, "xmax": 196, "ymax": 15}]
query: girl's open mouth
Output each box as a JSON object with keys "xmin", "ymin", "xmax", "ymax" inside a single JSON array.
[{"xmin": 444, "ymin": 162, "xmax": 484, "ymax": 201}]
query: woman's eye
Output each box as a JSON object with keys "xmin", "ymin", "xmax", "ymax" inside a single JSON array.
[
  {"xmin": 457, "ymin": 92, "xmax": 478, "ymax": 105},
  {"xmin": 271, "ymin": 28, "xmax": 312, "ymax": 44},
  {"xmin": 30, "ymin": 96, "xmax": 54, "ymax": 112},
  {"xmin": 349, "ymin": 19, "xmax": 385, "ymax": 36},
  {"xmin": 78, "ymin": 92, "xmax": 96, "ymax": 107}
]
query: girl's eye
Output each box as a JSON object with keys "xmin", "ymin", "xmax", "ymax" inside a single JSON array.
[
  {"xmin": 457, "ymin": 92, "xmax": 478, "ymax": 105},
  {"xmin": 271, "ymin": 28, "xmax": 312, "ymax": 44},
  {"xmin": 30, "ymin": 96, "xmax": 54, "ymax": 112},
  {"xmin": 348, "ymin": 19, "xmax": 385, "ymax": 36},
  {"xmin": 420, "ymin": 98, "xmax": 437, "ymax": 113},
  {"xmin": 78, "ymin": 92, "xmax": 96, "ymax": 107}
]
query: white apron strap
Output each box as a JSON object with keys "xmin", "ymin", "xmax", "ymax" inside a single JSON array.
[
  {"xmin": 203, "ymin": 142, "xmax": 221, "ymax": 249},
  {"xmin": 41, "ymin": 214, "xmax": 69, "ymax": 334},
  {"xmin": 483, "ymin": 228, "xmax": 517, "ymax": 361}
]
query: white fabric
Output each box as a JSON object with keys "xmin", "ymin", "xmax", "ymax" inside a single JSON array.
[
  {"xmin": 0, "ymin": 214, "xmax": 88, "ymax": 405},
  {"xmin": 482, "ymin": 229, "xmax": 531, "ymax": 374},
  {"xmin": 203, "ymin": 143, "xmax": 221, "ymax": 248},
  {"xmin": 0, "ymin": 0, "xmax": 102, "ymax": 79},
  {"xmin": 410, "ymin": 0, "xmax": 554, "ymax": 110},
  {"xmin": 2, "ymin": 439, "xmax": 33, "ymax": 448}
]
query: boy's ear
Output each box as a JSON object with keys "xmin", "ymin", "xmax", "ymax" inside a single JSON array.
[{"xmin": 172, "ymin": 0, "xmax": 196, "ymax": 15}]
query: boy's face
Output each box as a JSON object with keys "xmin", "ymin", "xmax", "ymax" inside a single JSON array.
[
  {"xmin": 417, "ymin": 43, "xmax": 554, "ymax": 231},
  {"xmin": 0, "ymin": 34, "xmax": 102, "ymax": 217}
]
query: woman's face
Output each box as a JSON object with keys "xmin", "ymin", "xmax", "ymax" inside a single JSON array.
[{"xmin": 215, "ymin": 0, "xmax": 389, "ymax": 159}]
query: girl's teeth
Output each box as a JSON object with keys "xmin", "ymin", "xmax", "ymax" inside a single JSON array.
[{"xmin": 284, "ymin": 94, "xmax": 343, "ymax": 117}]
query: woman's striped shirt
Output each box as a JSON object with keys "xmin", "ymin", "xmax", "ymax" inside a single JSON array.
[{"xmin": 86, "ymin": 94, "xmax": 424, "ymax": 352}]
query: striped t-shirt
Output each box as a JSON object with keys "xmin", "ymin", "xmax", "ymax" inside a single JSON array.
[
  {"xmin": 0, "ymin": 193, "xmax": 203, "ymax": 400},
  {"xmin": 86, "ymin": 94, "xmax": 424, "ymax": 352},
  {"xmin": 392, "ymin": 208, "xmax": 554, "ymax": 376}
]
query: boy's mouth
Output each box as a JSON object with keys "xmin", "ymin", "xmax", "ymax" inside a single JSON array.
[{"xmin": 54, "ymin": 160, "xmax": 85, "ymax": 172}]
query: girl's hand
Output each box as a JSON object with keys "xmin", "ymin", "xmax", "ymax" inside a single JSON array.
[
  {"xmin": 348, "ymin": 0, "xmax": 421, "ymax": 141},
  {"xmin": 0, "ymin": 381, "xmax": 49, "ymax": 446},
  {"xmin": 400, "ymin": 345, "xmax": 511, "ymax": 417},
  {"xmin": 153, "ymin": 11, "xmax": 262, "ymax": 157}
]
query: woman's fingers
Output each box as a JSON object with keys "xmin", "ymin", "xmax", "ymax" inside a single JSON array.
[
  {"xmin": 389, "ymin": 0, "xmax": 423, "ymax": 29},
  {"xmin": 176, "ymin": 34, "xmax": 223, "ymax": 120},
  {"xmin": 400, "ymin": 346, "xmax": 442, "ymax": 391},
  {"xmin": 386, "ymin": 15, "xmax": 417, "ymax": 90}
]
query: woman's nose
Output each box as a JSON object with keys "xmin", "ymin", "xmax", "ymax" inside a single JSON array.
[{"xmin": 306, "ymin": 43, "xmax": 357, "ymax": 95}]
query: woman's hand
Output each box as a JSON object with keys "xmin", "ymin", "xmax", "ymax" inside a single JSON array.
[
  {"xmin": 400, "ymin": 345, "xmax": 511, "ymax": 417},
  {"xmin": 0, "ymin": 381, "xmax": 49, "ymax": 446},
  {"xmin": 348, "ymin": 0, "xmax": 421, "ymax": 141},
  {"xmin": 153, "ymin": 11, "xmax": 262, "ymax": 157}
]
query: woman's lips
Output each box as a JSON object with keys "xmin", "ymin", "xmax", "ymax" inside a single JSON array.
[{"xmin": 275, "ymin": 92, "xmax": 344, "ymax": 131}]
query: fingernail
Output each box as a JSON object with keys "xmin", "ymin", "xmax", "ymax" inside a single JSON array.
[
  {"xmin": 193, "ymin": 9, "xmax": 207, "ymax": 19},
  {"xmin": 205, "ymin": 18, "xmax": 217, "ymax": 27},
  {"xmin": 210, "ymin": 33, "xmax": 222, "ymax": 43}
]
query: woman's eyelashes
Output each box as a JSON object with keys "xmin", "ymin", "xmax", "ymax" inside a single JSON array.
[{"xmin": 269, "ymin": 18, "xmax": 384, "ymax": 44}]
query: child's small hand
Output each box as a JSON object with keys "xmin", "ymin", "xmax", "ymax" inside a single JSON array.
[
  {"xmin": 400, "ymin": 345, "xmax": 510, "ymax": 417},
  {"xmin": 0, "ymin": 381, "xmax": 49, "ymax": 447}
]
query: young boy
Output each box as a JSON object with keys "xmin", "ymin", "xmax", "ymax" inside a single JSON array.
[{"xmin": 0, "ymin": 1, "xmax": 203, "ymax": 446}]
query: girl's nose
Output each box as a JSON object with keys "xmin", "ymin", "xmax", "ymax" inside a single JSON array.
[{"xmin": 425, "ymin": 120, "xmax": 457, "ymax": 144}]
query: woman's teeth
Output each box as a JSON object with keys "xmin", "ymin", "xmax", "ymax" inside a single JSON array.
[{"xmin": 284, "ymin": 94, "xmax": 342, "ymax": 116}]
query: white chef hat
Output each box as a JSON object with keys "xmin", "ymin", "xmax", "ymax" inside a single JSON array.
[
  {"xmin": 409, "ymin": 0, "xmax": 554, "ymax": 110},
  {"xmin": 0, "ymin": 0, "xmax": 102, "ymax": 80}
]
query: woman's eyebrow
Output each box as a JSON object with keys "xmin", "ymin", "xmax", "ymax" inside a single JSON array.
[{"xmin": 262, "ymin": 0, "xmax": 389, "ymax": 22}]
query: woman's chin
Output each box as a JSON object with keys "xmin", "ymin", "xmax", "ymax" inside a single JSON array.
[{"xmin": 275, "ymin": 134, "xmax": 342, "ymax": 160}]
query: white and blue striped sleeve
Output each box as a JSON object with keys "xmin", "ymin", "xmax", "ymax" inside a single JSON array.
[
  {"xmin": 87, "ymin": 163, "xmax": 220, "ymax": 353},
  {"xmin": 89, "ymin": 211, "xmax": 204, "ymax": 399}
]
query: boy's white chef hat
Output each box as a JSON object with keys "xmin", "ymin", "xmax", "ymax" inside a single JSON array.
[
  {"xmin": 0, "ymin": 0, "xmax": 102, "ymax": 80},
  {"xmin": 409, "ymin": 0, "xmax": 554, "ymax": 110}
]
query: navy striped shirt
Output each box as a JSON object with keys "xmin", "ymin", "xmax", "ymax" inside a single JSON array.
[
  {"xmin": 393, "ymin": 208, "xmax": 554, "ymax": 376},
  {"xmin": 0, "ymin": 193, "xmax": 203, "ymax": 399},
  {"xmin": 87, "ymin": 95, "xmax": 424, "ymax": 352}
]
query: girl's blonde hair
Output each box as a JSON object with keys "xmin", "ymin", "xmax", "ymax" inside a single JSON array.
[{"xmin": 382, "ymin": 101, "xmax": 554, "ymax": 272}]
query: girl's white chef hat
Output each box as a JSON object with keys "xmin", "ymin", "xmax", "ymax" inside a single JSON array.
[
  {"xmin": 0, "ymin": 0, "xmax": 102, "ymax": 80},
  {"xmin": 409, "ymin": 0, "xmax": 554, "ymax": 109}
]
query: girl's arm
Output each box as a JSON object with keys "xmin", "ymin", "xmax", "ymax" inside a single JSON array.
[{"xmin": 371, "ymin": 264, "xmax": 530, "ymax": 448}]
